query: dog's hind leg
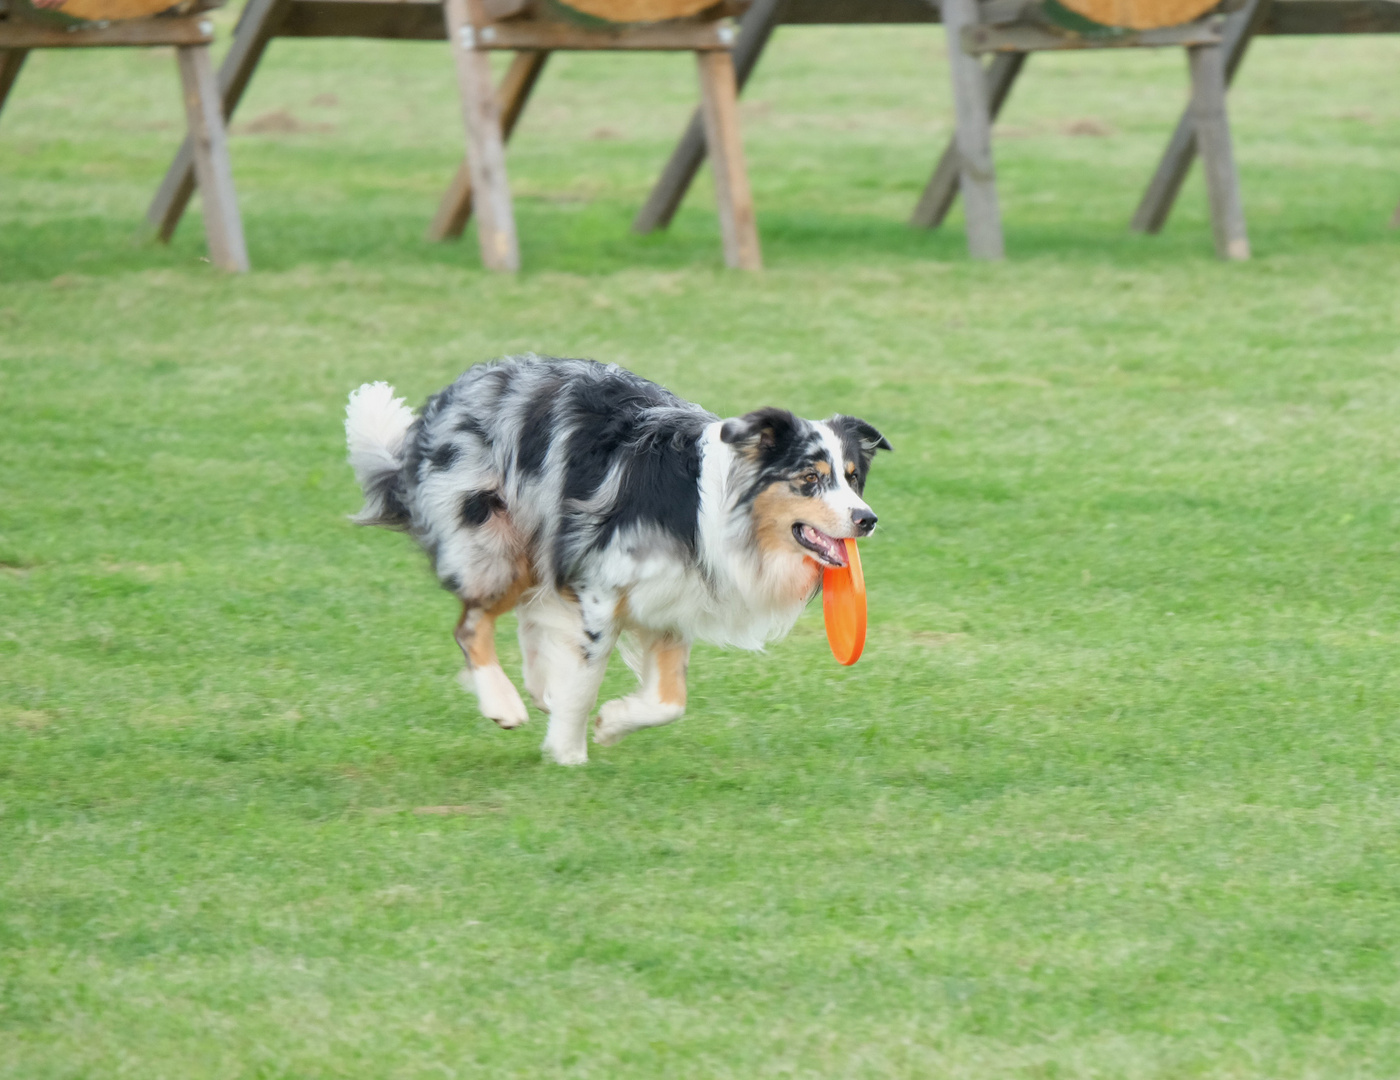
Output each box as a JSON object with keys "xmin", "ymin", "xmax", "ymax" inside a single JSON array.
[
  {"xmin": 594, "ymin": 631, "xmax": 690, "ymax": 747},
  {"xmin": 455, "ymin": 584, "xmax": 531, "ymax": 729}
]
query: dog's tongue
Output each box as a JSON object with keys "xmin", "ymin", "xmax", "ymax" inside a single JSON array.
[{"xmin": 803, "ymin": 525, "xmax": 848, "ymax": 567}]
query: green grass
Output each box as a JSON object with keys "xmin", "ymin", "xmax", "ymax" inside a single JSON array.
[{"xmin": 3, "ymin": 14, "xmax": 1400, "ymax": 1077}]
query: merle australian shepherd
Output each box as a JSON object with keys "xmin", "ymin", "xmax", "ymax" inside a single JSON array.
[{"xmin": 346, "ymin": 355, "xmax": 890, "ymax": 765}]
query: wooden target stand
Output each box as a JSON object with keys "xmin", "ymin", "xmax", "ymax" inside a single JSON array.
[
  {"xmin": 1129, "ymin": 0, "xmax": 1400, "ymax": 238},
  {"xmin": 0, "ymin": 4, "xmax": 249, "ymax": 271},
  {"xmin": 638, "ymin": 0, "xmax": 1400, "ymax": 260},
  {"xmin": 933, "ymin": 0, "xmax": 1252, "ymax": 260},
  {"xmin": 147, "ymin": 0, "xmax": 761, "ymax": 271}
]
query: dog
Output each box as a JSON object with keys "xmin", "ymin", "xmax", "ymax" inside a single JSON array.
[{"xmin": 345, "ymin": 355, "xmax": 890, "ymax": 765}]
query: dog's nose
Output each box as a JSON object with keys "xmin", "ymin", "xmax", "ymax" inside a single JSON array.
[{"xmin": 851, "ymin": 507, "xmax": 878, "ymax": 535}]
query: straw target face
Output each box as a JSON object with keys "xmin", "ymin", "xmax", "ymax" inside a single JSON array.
[
  {"xmin": 551, "ymin": 0, "xmax": 717, "ymax": 22},
  {"xmin": 18, "ymin": 0, "xmax": 212, "ymax": 21},
  {"xmin": 1050, "ymin": 0, "xmax": 1218, "ymax": 29}
]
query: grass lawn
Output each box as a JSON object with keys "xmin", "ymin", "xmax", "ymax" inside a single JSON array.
[{"xmin": 3, "ymin": 13, "xmax": 1400, "ymax": 1077}]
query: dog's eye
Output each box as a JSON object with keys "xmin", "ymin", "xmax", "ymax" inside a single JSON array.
[{"xmin": 800, "ymin": 471, "xmax": 820, "ymax": 487}]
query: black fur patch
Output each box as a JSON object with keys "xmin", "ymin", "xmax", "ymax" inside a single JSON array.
[
  {"xmin": 596, "ymin": 430, "xmax": 704, "ymax": 553},
  {"xmin": 726, "ymin": 409, "xmax": 826, "ymax": 505},
  {"xmin": 357, "ymin": 469, "xmax": 411, "ymax": 529},
  {"xmin": 430, "ymin": 442, "xmax": 460, "ymax": 471},
  {"xmin": 517, "ymin": 380, "xmax": 561, "ymax": 475},
  {"xmin": 459, "ymin": 491, "xmax": 500, "ymax": 528},
  {"xmin": 720, "ymin": 407, "xmax": 799, "ymax": 452},
  {"xmin": 383, "ymin": 477, "xmax": 411, "ymax": 522},
  {"xmin": 560, "ymin": 425, "xmax": 616, "ymax": 506},
  {"xmin": 827, "ymin": 415, "xmax": 892, "ymax": 495},
  {"xmin": 455, "ymin": 414, "xmax": 490, "ymax": 442},
  {"xmin": 485, "ymin": 363, "xmax": 515, "ymax": 402},
  {"xmin": 548, "ymin": 367, "xmax": 707, "ymax": 581},
  {"xmin": 400, "ymin": 417, "xmax": 427, "ymax": 485},
  {"xmin": 561, "ymin": 368, "xmax": 682, "ymax": 495}
]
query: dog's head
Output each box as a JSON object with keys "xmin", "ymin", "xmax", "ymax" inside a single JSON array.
[{"xmin": 720, "ymin": 407, "xmax": 891, "ymax": 570}]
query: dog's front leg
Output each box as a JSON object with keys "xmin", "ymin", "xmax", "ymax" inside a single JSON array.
[
  {"xmin": 454, "ymin": 602, "xmax": 529, "ymax": 729},
  {"xmin": 516, "ymin": 612, "xmax": 548, "ymax": 713},
  {"xmin": 595, "ymin": 631, "xmax": 690, "ymax": 746},
  {"xmin": 533, "ymin": 588, "xmax": 618, "ymax": 766}
]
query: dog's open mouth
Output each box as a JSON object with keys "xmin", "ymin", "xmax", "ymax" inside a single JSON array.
[{"xmin": 793, "ymin": 523, "xmax": 848, "ymax": 567}]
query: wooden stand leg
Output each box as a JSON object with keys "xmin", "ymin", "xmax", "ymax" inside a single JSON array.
[
  {"xmin": 695, "ymin": 49, "xmax": 760, "ymax": 271},
  {"xmin": 1187, "ymin": 43, "xmax": 1248, "ymax": 260},
  {"xmin": 176, "ymin": 44, "xmax": 249, "ymax": 271},
  {"xmin": 941, "ymin": 0, "xmax": 1004, "ymax": 259},
  {"xmin": 1132, "ymin": 0, "xmax": 1269, "ymax": 234},
  {"xmin": 911, "ymin": 52, "xmax": 1024, "ymax": 230},
  {"xmin": 444, "ymin": 0, "xmax": 519, "ymax": 272},
  {"xmin": 0, "ymin": 49, "xmax": 28, "ymax": 121},
  {"xmin": 145, "ymin": 0, "xmax": 290, "ymax": 243},
  {"xmin": 633, "ymin": 0, "xmax": 781, "ymax": 234},
  {"xmin": 428, "ymin": 49, "xmax": 548, "ymax": 243}
]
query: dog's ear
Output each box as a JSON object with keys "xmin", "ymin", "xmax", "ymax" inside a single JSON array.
[
  {"xmin": 829, "ymin": 415, "xmax": 893, "ymax": 459},
  {"xmin": 828, "ymin": 415, "xmax": 891, "ymax": 494},
  {"xmin": 720, "ymin": 407, "xmax": 799, "ymax": 453}
]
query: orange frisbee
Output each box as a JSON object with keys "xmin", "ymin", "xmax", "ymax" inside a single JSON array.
[{"xmin": 822, "ymin": 539, "xmax": 866, "ymax": 666}]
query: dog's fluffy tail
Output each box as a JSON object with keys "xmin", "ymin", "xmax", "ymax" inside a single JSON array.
[{"xmin": 346, "ymin": 381, "xmax": 415, "ymax": 529}]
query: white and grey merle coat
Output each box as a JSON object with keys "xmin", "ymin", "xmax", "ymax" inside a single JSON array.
[{"xmin": 347, "ymin": 355, "xmax": 889, "ymax": 765}]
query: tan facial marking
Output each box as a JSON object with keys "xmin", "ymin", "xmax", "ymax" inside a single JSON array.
[
  {"xmin": 814, "ymin": 460, "xmax": 831, "ymax": 477},
  {"xmin": 845, "ymin": 461, "xmax": 856, "ymax": 476},
  {"xmin": 751, "ymin": 482, "xmax": 848, "ymax": 556},
  {"xmin": 752, "ymin": 484, "xmax": 811, "ymax": 556}
]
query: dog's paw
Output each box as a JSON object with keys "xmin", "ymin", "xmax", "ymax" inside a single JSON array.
[
  {"xmin": 593, "ymin": 718, "xmax": 625, "ymax": 747},
  {"xmin": 593, "ymin": 699, "xmax": 633, "ymax": 746},
  {"xmin": 460, "ymin": 665, "xmax": 529, "ymax": 729},
  {"xmin": 595, "ymin": 697, "xmax": 684, "ymax": 745}
]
